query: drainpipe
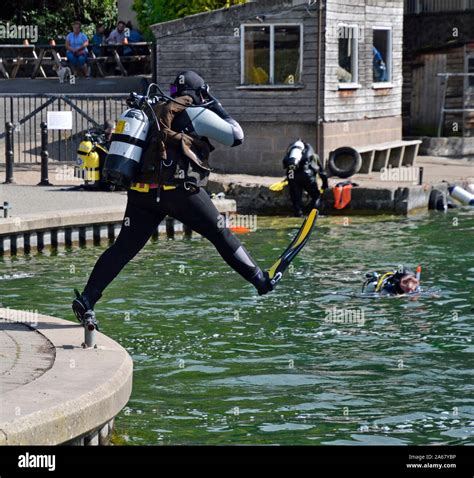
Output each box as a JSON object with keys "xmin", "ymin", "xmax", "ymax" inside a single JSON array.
[{"xmin": 316, "ymin": 0, "xmax": 324, "ymax": 163}]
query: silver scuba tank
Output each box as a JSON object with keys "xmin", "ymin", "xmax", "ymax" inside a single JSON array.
[
  {"xmin": 283, "ymin": 139, "xmax": 305, "ymax": 168},
  {"xmin": 173, "ymin": 106, "xmax": 243, "ymax": 147},
  {"xmin": 102, "ymin": 108, "xmax": 150, "ymax": 187}
]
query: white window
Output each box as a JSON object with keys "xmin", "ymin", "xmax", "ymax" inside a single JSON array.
[
  {"xmin": 241, "ymin": 24, "xmax": 303, "ymax": 86},
  {"xmin": 372, "ymin": 27, "xmax": 392, "ymax": 84},
  {"xmin": 337, "ymin": 24, "xmax": 359, "ymax": 84}
]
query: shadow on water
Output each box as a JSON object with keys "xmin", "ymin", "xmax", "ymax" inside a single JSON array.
[{"xmin": 1, "ymin": 209, "xmax": 473, "ymax": 445}]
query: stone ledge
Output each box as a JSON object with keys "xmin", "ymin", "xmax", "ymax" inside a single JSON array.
[{"xmin": 0, "ymin": 309, "xmax": 133, "ymax": 445}]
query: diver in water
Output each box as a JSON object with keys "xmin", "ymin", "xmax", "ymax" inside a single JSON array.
[
  {"xmin": 284, "ymin": 139, "xmax": 328, "ymax": 217},
  {"xmin": 362, "ymin": 266, "xmax": 421, "ymax": 295},
  {"xmin": 73, "ymin": 71, "xmax": 314, "ymax": 325}
]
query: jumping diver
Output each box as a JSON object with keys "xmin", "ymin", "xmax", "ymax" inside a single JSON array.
[
  {"xmin": 362, "ymin": 266, "xmax": 421, "ymax": 295},
  {"xmin": 72, "ymin": 71, "xmax": 318, "ymax": 325}
]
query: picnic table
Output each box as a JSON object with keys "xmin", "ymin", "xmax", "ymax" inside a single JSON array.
[
  {"xmin": 0, "ymin": 44, "xmax": 48, "ymax": 79},
  {"xmin": 89, "ymin": 42, "xmax": 153, "ymax": 77},
  {"xmin": 0, "ymin": 42, "xmax": 153, "ymax": 79}
]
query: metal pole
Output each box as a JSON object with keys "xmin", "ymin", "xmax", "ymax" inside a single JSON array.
[
  {"xmin": 82, "ymin": 313, "xmax": 98, "ymax": 348},
  {"xmin": 83, "ymin": 321, "xmax": 97, "ymax": 348},
  {"xmin": 4, "ymin": 122, "xmax": 14, "ymax": 183},
  {"xmin": 418, "ymin": 166, "xmax": 424, "ymax": 186},
  {"xmin": 38, "ymin": 121, "xmax": 51, "ymax": 186}
]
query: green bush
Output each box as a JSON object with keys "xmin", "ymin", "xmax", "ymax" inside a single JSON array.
[
  {"xmin": 3, "ymin": 0, "xmax": 118, "ymax": 42},
  {"xmin": 133, "ymin": 0, "xmax": 246, "ymax": 39}
]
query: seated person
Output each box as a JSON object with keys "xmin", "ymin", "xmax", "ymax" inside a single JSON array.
[
  {"xmin": 107, "ymin": 20, "xmax": 126, "ymax": 46},
  {"xmin": 125, "ymin": 21, "xmax": 143, "ymax": 43},
  {"xmin": 362, "ymin": 267, "xmax": 420, "ymax": 294},
  {"xmin": 65, "ymin": 20, "xmax": 89, "ymax": 77},
  {"xmin": 91, "ymin": 23, "xmax": 106, "ymax": 57}
]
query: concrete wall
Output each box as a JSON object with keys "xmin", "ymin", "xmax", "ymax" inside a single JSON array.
[
  {"xmin": 211, "ymin": 122, "xmax": 316, "ymax": 175},
  {"xmin": 322, "ymin": 116, "xmax": 402, "ymax": 160}
]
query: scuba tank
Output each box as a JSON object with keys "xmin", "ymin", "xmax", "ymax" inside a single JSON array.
[
  {"xmin": 102, "ymin": 106, "xmax": 150, "ymax": 188},
  {"xmin": 173, "ymin": 106, "xmax": 243, "ymax": 147},
  {"xmin": 283, "ymin": 139, "xmax": 305, "ymax": 169},
  {"xmin": 76, "ymin": 136, "xmax": 97, "ymax": 183},
  {"xmin": 76, "ymin": 131, "xmax": 110, "ymax": 188}
]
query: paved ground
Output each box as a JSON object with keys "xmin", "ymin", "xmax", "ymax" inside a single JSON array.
[
  {"xmin": 0, "ymin": 156, "xmax": 472, "ymax": 222},
  {"xmin": 0, "ymin": 309, "xmax": 133, "ymax": 445},
  {"xmin": 0, "ymin": 321, "xmax": 54, "ymax": 394}
]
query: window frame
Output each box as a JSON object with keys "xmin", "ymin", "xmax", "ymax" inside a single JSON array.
[
  {"xmin": 240, "ymin": 23, "xmax": 304, "ymax": 88},
  {"xmin": 372, "ymin": 26, "xmax": 393, "ymax": 88},
  {"xmin": 336, "ymin": 23, "xmax": 360, "ymax": 89},
  {"xmin": 465, "ymin": 52, "xmax": 474, "ymax": 89}
]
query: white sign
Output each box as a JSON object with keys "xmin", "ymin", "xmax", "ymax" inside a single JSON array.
[{"xmin": 47, "ymin": 111, "xmax": 73, "ymax": 130}]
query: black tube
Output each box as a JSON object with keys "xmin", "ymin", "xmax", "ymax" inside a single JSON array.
[
  {"xmin": 38, "ymin": 121, "xmax": 51, "ymax": 186},
  {"xmin": 5, "ymin": 122, "xmax": 14, "ymax": 183},
  {"xmin": 418, "ymin": 167, "xmax": 424, "ymax": 186}
]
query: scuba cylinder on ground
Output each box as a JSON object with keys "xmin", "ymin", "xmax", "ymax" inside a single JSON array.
[
  {"xmin": 449, "ymin": 185, "xmax": 474, "ymax": 206},
  {"xmin": 102, "ymin": 107, "xmax": 150, "ymax": 188},
  {"xmin": 75, "ymin": 133, "xmax": 109, "ymax": 187}
]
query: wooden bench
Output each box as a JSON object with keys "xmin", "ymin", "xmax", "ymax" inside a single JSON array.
[{"xmin": 354, "ymin": 140, "xmax": 421, "ymax": 174}]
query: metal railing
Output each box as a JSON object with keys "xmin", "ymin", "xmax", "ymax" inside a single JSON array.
[
  {"xmin": 0, "ymin": 94, "xmax": 127, "ymax": 164},
  {"xmin": 405, "ymin": 0, "xmax": 474, "ymax": 13}
]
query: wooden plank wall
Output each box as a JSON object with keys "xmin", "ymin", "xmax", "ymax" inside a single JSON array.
[
  {"xmin": 409, "ymin": 52, "xmax": 447, "ymax": 134},
  {"xmin": 324, "ymin": 0, "xmax": 404, "ymax": 122},
  {"xmin": 152, "ymin": 0, "xmax": 320, "ymax": 124}
]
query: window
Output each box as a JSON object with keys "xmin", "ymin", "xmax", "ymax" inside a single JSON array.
[
  {"xmin": 468, "ymin": 56, "xmax": 474, "ymax": 88},
  {"xmin": 373, "ymin": 28, "xmax": 392, "ymax": 83},
  {"xmin": 337, "ymin": 24, "xmax": 358, "ymax": 84},
  {"xmin": 241, "ymin": 24, "xmax": 302, "ymax": 86}
]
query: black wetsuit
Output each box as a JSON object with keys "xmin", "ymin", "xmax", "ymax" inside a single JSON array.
[
  {"xmin": 285, "ymin": 143, "xmax": 327, "ymax": 217},
  {"xmin": 82, "ymin": 187, "xmax": 262, "ymax": 305}
]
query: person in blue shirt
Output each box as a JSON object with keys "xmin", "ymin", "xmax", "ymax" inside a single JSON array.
[
  {"xmin": 66, "ymin": 21, "xmax": 89, "ymax": 77},
  {"xmin": 91, "ymin": 23, "xmax": 106, "ymax": 57},
  {"xmin": 124, "ymin": 21, "xmax": 144, "ymax": 56}
]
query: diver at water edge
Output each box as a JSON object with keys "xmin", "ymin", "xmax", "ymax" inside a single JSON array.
[
  {"xmin": 72, "ymin": 71, "xmax": 319, "ymax": 326},
  {"xmin": 285, "ymin": 140, "xmax": 328, "ymax": 217},
  {"xmin": 270, "ymin": 139, "xmax": 328, "ymax": 217},
  {"xmin": 362, "ymin": 266, "xmax": 421, "ymax": 295}
]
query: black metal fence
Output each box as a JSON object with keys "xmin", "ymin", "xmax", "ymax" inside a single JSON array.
[{"xmin": 0, "ymin": 94, "xmax": 128, "ymax": 164}]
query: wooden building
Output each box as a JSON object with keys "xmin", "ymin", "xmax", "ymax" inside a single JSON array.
[
  {"xmin": 403, "ymin": 1, "xmax": 474, "ymax": 138},
  {"xmin": 152, "ymin": 0, "xmax": 409, "ymax": 176}
]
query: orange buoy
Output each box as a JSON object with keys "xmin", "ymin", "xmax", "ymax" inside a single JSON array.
[
  {"xmin": 333, "ymin": 182, "xmax": 353, "ymax": 210},
  {"xmin": 230, "ymin": 226, "xmax": 251, "ymax": 234}
]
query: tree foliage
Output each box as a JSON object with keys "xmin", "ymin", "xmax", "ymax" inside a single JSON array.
[
  {"xmin": 2, "ymin": 0, "xmax": 118, "ymax": 41},
  {"xmin": 132, "ymin": 0, "xmax": 246, "ymax": 38}
]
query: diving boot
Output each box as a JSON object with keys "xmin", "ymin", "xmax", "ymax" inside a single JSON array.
[
  {"xmin": 252, "ymin": 269, "xmax": 274, "ymax": 296},
  {"xmin": 72, "ymin": 288, "xmax": 100, "ymax": 330}
]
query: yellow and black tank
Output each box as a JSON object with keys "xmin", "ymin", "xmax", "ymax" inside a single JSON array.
[{"xmin": 75, "ymin": 132, "xmax": 111, "ymax": 190}]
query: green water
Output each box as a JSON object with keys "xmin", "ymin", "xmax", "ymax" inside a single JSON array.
[{"xmin": 1, "ymin": 210, "xmax": 473, "ymax": 445}]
